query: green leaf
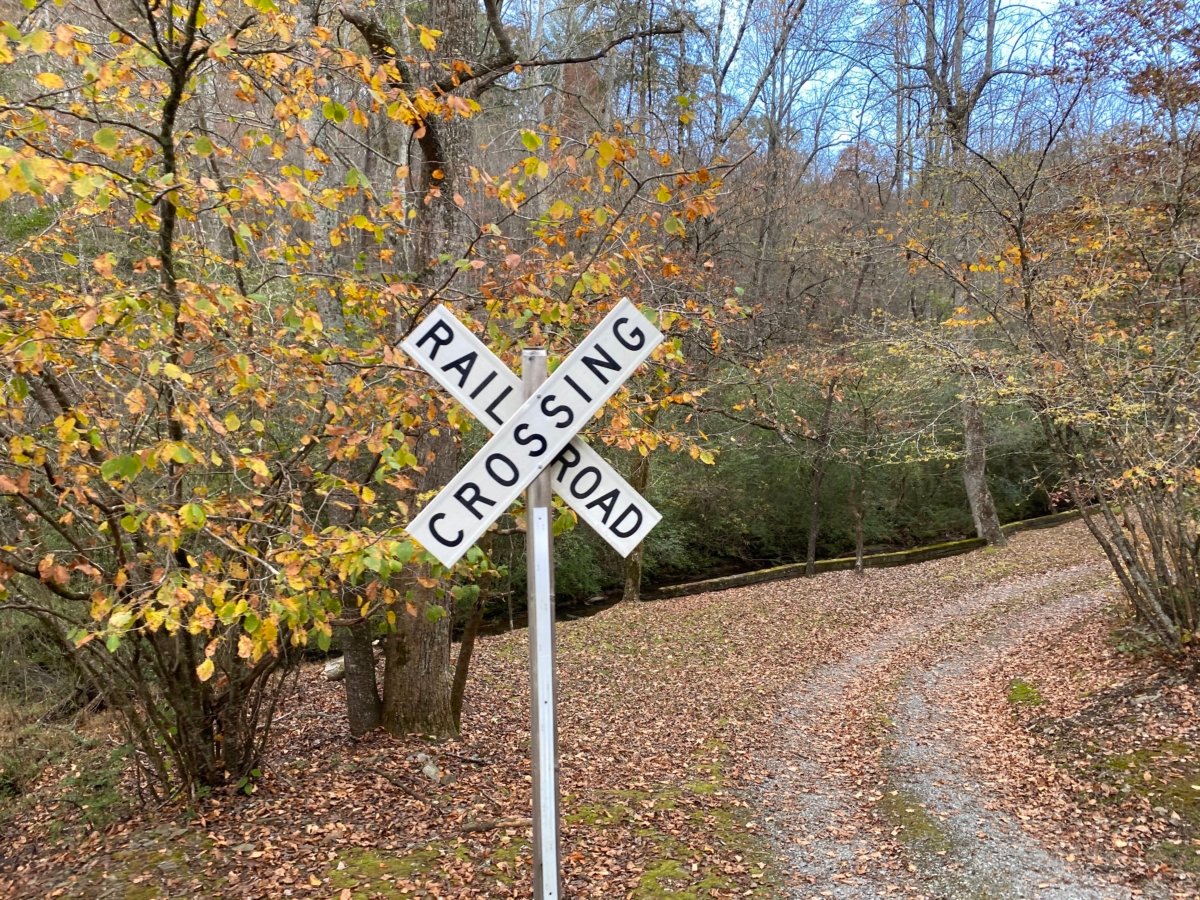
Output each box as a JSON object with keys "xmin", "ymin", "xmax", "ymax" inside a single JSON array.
[
  {"xmin": 179, "ymin": 502, "xmax": 206, "ymax": 530},
  {"xmin": 93, "ymin": 127, "xmax": 118, "ymax": 152},
  {"xmin": 193, "ymin": 135, "xmax": 214, "ymax": 157},
  {"xmin": 322, "ymin": 100, "xmax": 348, "ymax": 124},
  {"xmin": 424, "ymin": 604, "xmax": 447, "ymax": 625},
  {"xmin": 167, "ymin": 443, "xmax": 196, "ymax": 464},
  {"xmin": 101, "ymin": 454, "xmax": 143, "ymax": 482},
  {"xmin": 520, "ymin": 130, "xmax": 542, "ymax": 151}
]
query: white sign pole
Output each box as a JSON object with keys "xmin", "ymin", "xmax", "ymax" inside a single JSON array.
[{"xmin": 523, "ymin": 349, "xmax": 561, "ymax": 899}]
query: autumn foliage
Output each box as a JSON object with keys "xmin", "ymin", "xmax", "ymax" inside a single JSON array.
[{"xmin": 0, "ymin": 0, "xmax": 731, "ymax": 790}]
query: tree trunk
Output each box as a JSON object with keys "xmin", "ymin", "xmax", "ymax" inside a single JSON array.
[
  {"xmin": 382, "ymin": 429, "xmax": 460, "ymax": 738},
  {"xmin": 450, "ymin": 591, "xmax": 486, "ymax": 730},
  {"xmin": 962, "ymin": 395, "xmax": 1007, "ymax": 546},
  {"xmin": 805, "ymin": 379, "xmax": 839, "ymax": 575},
  {"xmin": 851, "ymin": 466, "xmax": 866, "ymax": 577},
  {"xmin": 621, "ymin": 451, "xmax": 653, "ymax": 602},
  {"xmin": 382, "ymin": 596, "xmax": 456, "ymax": 737},
  {"xmin": 342, "ymin": 615, "xmax": 381, "ymax": 736}
]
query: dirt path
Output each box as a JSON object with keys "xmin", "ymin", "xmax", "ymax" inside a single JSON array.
[{"xmin": 759, "ymin": 563, "xmax": 1143, "ymax": 900}]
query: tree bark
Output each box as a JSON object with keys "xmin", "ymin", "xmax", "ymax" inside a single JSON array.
[
  {"xmin": 450, "ymin": 590, "xmax": 486, "ymax": 730},
  {"xmin": 382, "ymin": 599, "xmax": 456, "ymax": 736},
  {"xmin": 342, "ymin": 616, "xmax": 381, "ymax": 736},
  {"xmin": 962, "ymin": 395, "xmax": 1007, "ymax": 546},
  {"xmin": 381, "ymin": 428, "xmax": 460, "ymax": 738}
]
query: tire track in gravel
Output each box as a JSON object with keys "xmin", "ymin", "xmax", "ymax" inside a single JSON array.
[{"xmin": 758, "ymin": 563, "xmax": 1135, "ymax": 900}]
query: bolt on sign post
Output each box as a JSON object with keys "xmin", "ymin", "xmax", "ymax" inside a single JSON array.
[{"xmin": 402, "ymin": 299, "xmax": 664, "ymax": 898}]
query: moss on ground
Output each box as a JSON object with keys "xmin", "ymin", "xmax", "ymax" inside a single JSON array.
[
  {"xmin": 1147, "ymin": 838, "xmax": 1200, "ymax": 873},
  {"xmin": 59, "ymin": 828, "xmax": 221, "ymax": 899},
  {"xmin": 876, "ymin": 787, "xmax": 953, "ymax": 856},
  {"xmin": 326, "ymin": 842, "xmax": 473, "ymax": 897},
  {"xmin": 1060, "ymin": 737, "xmax": 1200, "ymax": 878},
  {"xmin": 563, "ymin": 744, "xmax": 777, "ymax": 897},
  {"xmin": 1007, "ymin": 677, "xmax": 1045, "ymax": 706}
]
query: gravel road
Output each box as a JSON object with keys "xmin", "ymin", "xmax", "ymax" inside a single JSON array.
[{"xmin": 758, "ymin": 564, "xmax": 1145, "ymax": 900}]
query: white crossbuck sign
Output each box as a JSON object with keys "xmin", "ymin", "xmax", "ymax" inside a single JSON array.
[{"xmin": 402, "ymin": 298, "xmax": 664, "ymax": 567}]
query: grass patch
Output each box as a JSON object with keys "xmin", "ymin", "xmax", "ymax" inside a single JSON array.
[
  {"xmin": 49, "ymin": 826, "xmax": 221, "ymax": 898},
  {"xmin": 1148, "ymin": 839, "xmax": 1200, "ymax": 874},
  {"xmin": 0, "ymin": 705, "xmax": 129, "ymax": 835},
  {"xmin": 565, "ymin": 799, "xmax": 630, "ymax": 826}
]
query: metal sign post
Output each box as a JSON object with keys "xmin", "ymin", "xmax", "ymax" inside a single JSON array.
[
  {"xmin": 401, "ymin": 300, "xmax": 664, "ymax": 898},
  {"xmin": 523, "ymin": 349, "xmax": 561, "ymax": 899}
]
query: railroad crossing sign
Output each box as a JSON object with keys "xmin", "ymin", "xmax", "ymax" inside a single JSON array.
[
  {"xmin": 402, "ymin": 298, "xmax": 664, "ymax": 568},
  {"xmin": 402, "ymin": 298, "xmax": 665, "ymax": 899}
]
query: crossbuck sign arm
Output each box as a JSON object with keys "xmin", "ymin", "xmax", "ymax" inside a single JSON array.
[
  {"xmin": 400, "ymin": 304, "xmax": 662, "ymax": 559},
  {"xmin": 404, "ymin": 299, "xmax": 665, "ymax": 568}
]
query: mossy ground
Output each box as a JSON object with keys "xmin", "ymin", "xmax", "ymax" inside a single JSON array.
[
  {"xmin": 54, "ymin": 828, "xmax": 221, "ymax": 899},
  {"xmin": 0, "ymin": 711, "xmax": 130, "ymax": 837},
  {"xmin": 326, "ymin": 843, "xmax": 478, "ymax": 897},
  {"xmin": 1006, "ymin": 677, "xmax": 1045, "ymax": 706},
  {"xmin": 1094, "ymin": 740, "xmax": 1200, "ymax": 872},
  {"xmin": 876, "ymin": 786, "xmax": 953, "ymax": 857},
  {"xmin": 318, "ymin": 744, "xmax": 778, "ymax": 898},
  {"xmin": 563, "ymin": 744, "xmax": 777, "ymax": 898}
]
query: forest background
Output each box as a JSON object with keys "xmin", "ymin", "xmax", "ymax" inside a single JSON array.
[{"xmin": 0, "ymin": 0, "xmax": 1196, "ymax": 798}]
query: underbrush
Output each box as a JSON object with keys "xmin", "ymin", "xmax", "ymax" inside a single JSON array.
[{"xmin": 0, "ymin": 610, "xmax": 130, "ymax": 836}]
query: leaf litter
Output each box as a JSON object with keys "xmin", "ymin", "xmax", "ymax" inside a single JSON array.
[{"xmin": 1, "ymin": 521, "xmax": 1194, "ymax": 898}]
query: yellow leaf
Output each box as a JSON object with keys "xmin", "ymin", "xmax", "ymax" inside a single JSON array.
[
  {"xmin": 163, "ymin": 362, "xmax": 193, "ymax": 383},
  {"xmin": 36, "ymin": 72, "xmax": 65, "ymax": 90},
  {"xmin": 25, "ymin": 30, "xmax": 52, "ymax": 54},
  {"xmin": 196, "ymin": 658, "xmax": 215, "ymax": 681},
  {"xmin": 418, "ymin": 26, "xmax": 441, "ymax": 51}
]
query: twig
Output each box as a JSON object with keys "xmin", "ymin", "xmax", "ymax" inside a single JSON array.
[
  {"xmin": 371, "ymin": 767, "xmax": 432, "ymax": 805},
  {"xmin": 458, "ymin": 817, "xmax": 531, "ymax": 834}
]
